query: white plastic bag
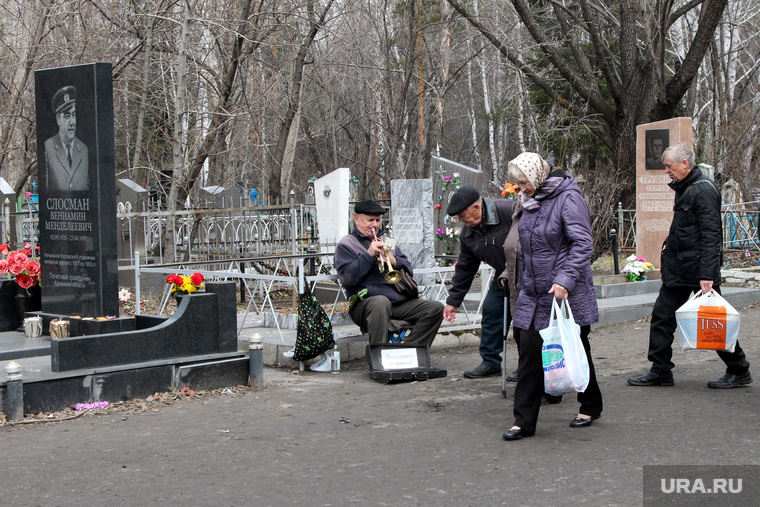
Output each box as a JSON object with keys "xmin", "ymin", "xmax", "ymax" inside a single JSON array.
[
  {"xmin": 539, "ymin": 299, "xmax": 590, "ymax": 396},
  {"xmin": 676, "ymin": 289, "xmax": 740, "ymax": 352}
]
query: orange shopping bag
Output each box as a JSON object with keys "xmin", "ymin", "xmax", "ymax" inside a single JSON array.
[{"xmin": 676, "ymin": 290, "xmax": 739, "ymax": 352}]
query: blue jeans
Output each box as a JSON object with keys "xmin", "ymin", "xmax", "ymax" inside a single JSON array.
[{"xmin": 480, "ymin": 279, "xmax": 508, "ymax": 369}]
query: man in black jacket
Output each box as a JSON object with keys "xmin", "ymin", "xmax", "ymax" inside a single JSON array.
[
  {"xmin": 628, "ymin": 142, "xmax": 751, "ymax": 388},
  {"xmin": 443, "ymin": 186, "xmax": 518, "ymax": 378}
]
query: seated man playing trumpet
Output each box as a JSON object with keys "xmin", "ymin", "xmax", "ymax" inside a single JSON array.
[{"xmin": 335, "ymin": 200, "xmax": 444, "ymax": 347}]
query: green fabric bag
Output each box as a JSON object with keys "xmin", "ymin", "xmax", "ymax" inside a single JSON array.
[{"xmin": 293, "ymin": 289, "xmax": 335, "ymax": 361}]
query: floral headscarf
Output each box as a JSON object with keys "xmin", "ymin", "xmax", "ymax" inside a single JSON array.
[{"xmin": 508, "ymin": 152, "xmax": 550, "ymax": 190}]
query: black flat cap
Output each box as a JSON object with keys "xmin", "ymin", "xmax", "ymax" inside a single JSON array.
[
  {"xmin": 52, "ymin": 86, "xmax": 77, "ymax": 114},
  {"xmin": 354, "ymin": 200, "xmax": 386, "ymax": 215},
  {"xmin": 446, "ymin": 185, "xmax": 480, "ymax": 215}
]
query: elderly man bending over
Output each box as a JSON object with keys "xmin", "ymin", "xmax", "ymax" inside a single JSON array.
[{"xmin": 334, "ymin": 200, "xmax": 444, "ymax": 346}]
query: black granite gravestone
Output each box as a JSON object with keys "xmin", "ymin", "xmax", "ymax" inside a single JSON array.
[{"xmin": 34, "ymin": 63, "xmax": 118, "ymax": 317}]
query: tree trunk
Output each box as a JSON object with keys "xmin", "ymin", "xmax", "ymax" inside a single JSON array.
[
  {"xmin": 131, "ymin": 14, "xmax": 155, "ymax": 175},
  {"xmin": 1, "ymin": 0, "xmax": 50, "ymax": 194},
  {"xmin": 269, "ymin": 0, "xmax": 334, "ymax": 203}
]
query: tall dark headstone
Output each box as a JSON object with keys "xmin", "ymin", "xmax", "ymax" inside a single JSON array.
[{"xmin": 35, "ymin": 63, "xmax": 118, "ymax": 317}]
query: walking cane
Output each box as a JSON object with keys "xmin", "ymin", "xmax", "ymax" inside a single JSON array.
[{"xmin": 501, "ymin": 282, "xmax": 510, "ymax": 398}]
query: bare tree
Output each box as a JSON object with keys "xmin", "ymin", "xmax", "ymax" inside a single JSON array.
[
  {"xmin": 268, "ymin": 0, "xmax": 334, "ymax": 203},
  {"xmin": 446, "ymin": 0, "xmax": 729, "ymax": 202}
]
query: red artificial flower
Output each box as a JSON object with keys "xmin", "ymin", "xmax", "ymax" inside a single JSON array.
[
  {"xmin": 23, "ymin": 243, "xmax": 32, "ymax": 257},
  {"xmin": 24, "ymin": 259, "xmax": 40, "ymax": 276},
  {"xmin": 7, "ymin": 250, "xmax": 28, "ymax": 275},
  {"xmin": 434, "ymin": 204, "xmax": 442, "ymax": 210},
  {"xmin": 190, "ymin": 272, "xmax": 204, "ymax": 286},
  {"xmin": 0, "ymin": 259, "xmax": 8, "ymax": 274},
  {"xmin": 16, "ymin": 274, "xmax": 36, "ymax": 290},
  {"xmin": 0, "ymin": 243, "xmax": 7, "ymax": 256},
  {"xmin": 166, "ymin": 274, "xmax": 183, "ymax": 285}
]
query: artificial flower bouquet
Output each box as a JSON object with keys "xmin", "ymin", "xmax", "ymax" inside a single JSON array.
[
  {"xmin": 621, "ymin": 255, "xmax": 654, "ymax": 282},
  {"xmin": 502, "ymin": 183, "xmax": 518, "ymax": 199},
  {"xmin": 166, "ymin": 272, "xmax": 204, "ymax": 293},
  {"xmin": 0, "ymin": 243, "xmax": 41, "ymax": 290}
]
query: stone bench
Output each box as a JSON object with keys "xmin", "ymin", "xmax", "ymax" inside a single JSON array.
[{"xmin": 238, "ymin": 315, "xmax": 482, "ymax": 369}]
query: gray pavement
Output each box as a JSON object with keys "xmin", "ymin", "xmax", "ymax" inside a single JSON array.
[{"xmin": 2, "ymin": 294, "xmax": 760, "ymax": 505}]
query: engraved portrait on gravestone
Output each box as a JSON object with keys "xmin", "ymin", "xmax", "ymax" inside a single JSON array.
[
  {"xmin": 645, "ymin": 129, "xmax": 669, "ymax": 170},
  {"xmin": 44, "ymin": 85, "xmax": 90, "ymax": 191}
]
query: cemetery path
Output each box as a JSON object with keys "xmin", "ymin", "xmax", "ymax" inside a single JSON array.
[{"xmin": 2, "ymin": 302, "xmax": 760, "ymax": 505}]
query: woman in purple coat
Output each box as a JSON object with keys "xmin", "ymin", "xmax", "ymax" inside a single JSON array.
[{"xmin": 502, "ymin": 152, "xmax": 603, "ymax": 441}]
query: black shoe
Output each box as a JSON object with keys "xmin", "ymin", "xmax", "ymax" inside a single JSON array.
[
  {"xmin": 707, "ymin": 371, "xmax": 752, "ymax": 389},
  {"xmin": 463, "ymin": 363, "xmax": 501, "ymax": 378},
  {"xmin": 540, "ymin": 393, "xmax": 563, "ymax": 405},
  {"xmin": 627, "ymin": 371, "xmax": 674, "ymax": 386},
  {"xmin": 506, "ymin": 371, "xmax": 518, "ymax": 382},
  {"xmin": 569, "ymin": 414, "xmax": 600, "ymax": 428},
  {"xmin": 502, "ymin": 428, "xmax": 532, "ymax": 440}
]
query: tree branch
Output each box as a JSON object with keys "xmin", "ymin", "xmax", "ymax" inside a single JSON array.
[
  {"xmin": 510, "ymin": 0, "xmax": 617, "ymax": 126},
  {"xmin": 655, "ymin": 0, "xmax": 729, "ymax": 119}
]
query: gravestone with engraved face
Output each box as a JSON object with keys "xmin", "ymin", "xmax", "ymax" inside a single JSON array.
[
  {"xmin": 35, "ymin": 63, "xmax": 118, "ymax": 317},
  {"xmin": 390, "ymin": 179, "xmax": 435, "ymax": 283},
  {"xmin": 635, "ymin": 117, "xmax": 693, "ymax": 268}
]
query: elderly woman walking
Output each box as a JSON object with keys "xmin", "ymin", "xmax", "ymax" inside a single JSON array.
[{"xmin": 502, "ymin": 152, "xmax": 603, "ymax": 441}]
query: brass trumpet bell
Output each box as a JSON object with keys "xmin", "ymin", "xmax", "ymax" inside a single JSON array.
[
  {"xmin": 385, "ymin": 268, "xmax": 401, "ymax": 284},
  {"xmin": 373, "ymin": 229, "xmax": 402, "ymax": 285}
]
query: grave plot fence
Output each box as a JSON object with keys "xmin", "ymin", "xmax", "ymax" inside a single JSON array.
[
  {"xmin": 133, "ymin": 252, "xmax": 492, "ymax": 342},
  {"xmin": 721, "ymin": 203, "xmax": 760, "ymax": 250},
  {"xmin": 606, "ymin": 202, "xmax": 760, "ymax": 252},
  {"xmin": 5, "ymin": 199, "xmax": 759, "ymax": 262},
  {"xmin": 117, "ymin": 203, "xmax": 320, "ymax": 264}
]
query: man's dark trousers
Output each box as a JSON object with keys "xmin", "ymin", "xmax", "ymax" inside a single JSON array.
[
  {"xmin": 480, "ymin": 279, "xmax": 507, "ymax": 369},
  {"xmin": 649, "ymin": 284, "xmax": 750, "ymax": 375}
]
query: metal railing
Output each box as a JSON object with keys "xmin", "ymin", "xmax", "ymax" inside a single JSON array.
[
  {"xmin": 616, "ymin": 203, "xmax": 636, "ymax": 250},
  {"xmin": 132, "ymin": 252, "xmax": 492, "ymax": 342},
  {"xmin": 612, "ymin": 202, "xmax": 760, "ymax": 252},
  {"xmin": 117, "ymin": 203, "xmax": 319, "ymax": 264},
  {"xmin": 721, "ymin": 203, "xmax": 760, "ymax": 250}
]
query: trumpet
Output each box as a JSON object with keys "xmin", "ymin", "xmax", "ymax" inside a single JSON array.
[{"xmin": 372, "ymin": 228, "xmax": 402, "ymax": 284}]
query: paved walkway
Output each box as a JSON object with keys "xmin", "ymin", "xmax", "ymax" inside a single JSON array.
[
  {"xmin": 2, "ymin": 289, "xmax": 760, "ymax": 505},
  {"xmin": 4, "ymin": 285, "xmax": 760, "ymax": 380}
]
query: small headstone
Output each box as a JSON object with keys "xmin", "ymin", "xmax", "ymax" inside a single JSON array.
[
  {"xmin": 635, "ymin": 117, "xmax": 693, "ymax": 268},
  {"xmin": 35, "ymin": 63, "xmax": 118, "ymax": 317},
  {"xmin": 315, "ymin": 168, "xmax": 350, "ymax": 251},
  {"xmin": 198, "ymin": 185, "xmax": 224, "ymax": 208},
  {"xmin": 431, "ymin": 156, "xmax": 483, "ymax": 256},
  {"xmin": 0, "ymin": 178, "xmax": 18, "ymax": 246},
  {"xmin": 117, "ymin": 179, "xmax": 149, "ymax": 262},
  {"xmin": 390, "ymin": 179, "xmax": 435, "ymax": 282}
]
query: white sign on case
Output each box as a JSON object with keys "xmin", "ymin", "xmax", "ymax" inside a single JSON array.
[{"xmin": 380, "ymin": 348, "xmax": 419, "ymax": 370}]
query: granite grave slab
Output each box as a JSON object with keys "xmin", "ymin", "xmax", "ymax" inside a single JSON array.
[{"xmin": 50, "ymin": 282, "xmax": 237, "ymax": 372}]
